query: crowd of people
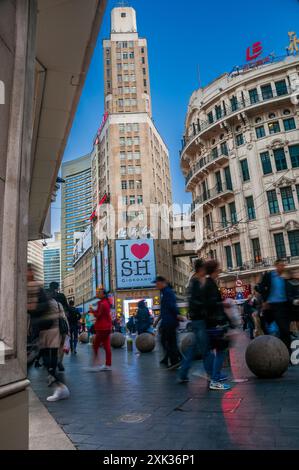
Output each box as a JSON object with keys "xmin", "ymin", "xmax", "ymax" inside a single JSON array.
[{"xmin": 27, "ymin": 257, "xmax": 299, "ymax": 401}]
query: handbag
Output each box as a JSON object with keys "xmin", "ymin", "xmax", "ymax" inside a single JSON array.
[{"xmin": 57, "ymin": 302, "xmax": 69, "ymax": 335}]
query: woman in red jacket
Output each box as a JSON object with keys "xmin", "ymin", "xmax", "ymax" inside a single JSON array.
[{"xmin": 90, "ymin": 288, "xmax": 112, "ymax": 371}]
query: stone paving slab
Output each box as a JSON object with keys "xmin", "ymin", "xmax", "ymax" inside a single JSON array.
[{"xmin": 29, "ymin": 332, "xmax": 299, "ymax": 450}]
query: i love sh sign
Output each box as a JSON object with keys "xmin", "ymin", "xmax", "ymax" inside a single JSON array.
[{"xmin": 115, "ymin": 239, "xmax": 156, "ymax": 289}]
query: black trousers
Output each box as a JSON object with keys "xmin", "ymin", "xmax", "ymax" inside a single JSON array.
[
  {"xmin": 41, "ymin": 348, "xmax": 58, "ymax": 380},
  {"xmin": 160, "ymin": 325, "xmax": 180, "ymax": 366},
  {"xmin": 269, "ymin": 302, "xmax": 291, "ymax": 352}
]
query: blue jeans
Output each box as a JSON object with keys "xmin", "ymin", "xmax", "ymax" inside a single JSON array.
[
  {"xmin": 204, "ymin": 328, "xmax": 228, "ymax": 382},
  {"xmin": 179, "ymin": 320, "xmax": 209, "ymax": 380}
]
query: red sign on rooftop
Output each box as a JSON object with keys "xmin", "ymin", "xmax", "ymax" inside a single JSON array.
[{"xmin": 246, "ymin": 41, "xmax": 263, "ymax": 61}]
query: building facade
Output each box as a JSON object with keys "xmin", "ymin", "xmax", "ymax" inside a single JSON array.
[
  {"xmin": 27, "ymin": 241, "xmax": 44, "ymax": 284},
  {"xmin": 181, "ymin": 55, "xmax": 299, "ymax": 288},
  {"xmin": 91, "ymin": 6, "xmax": 173, "ymax": 316},
  {"xmin": 73, "ymin": 226, "xmax": 94, "ymax": 308},
  {"xmin": 43, "ymin": 232, "xmax": 61, "ymax": 289},
  {"xmin": 61, "ymin": 154, "xmax": 92, "ymax": 285}
]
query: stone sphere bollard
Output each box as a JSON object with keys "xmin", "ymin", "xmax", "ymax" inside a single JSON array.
[
  {"xmin": 110, "ymin": 332, "xmax": 126, "ymax": 349},
  {"xmin": 136, "ymin": 333, "xmax": 155, "ymax": 353},
  {"xmin": 180, "ymin": 332, "xmax": 202, "ymax": 360},
  {"xmin": 79, "ymin": 331, "xmax": 89, "ymax": 344},
  {"xmin": 245, "ymin": 335, "xmax": 289, "ymax": 378}
]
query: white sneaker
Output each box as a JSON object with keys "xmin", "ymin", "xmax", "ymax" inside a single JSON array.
[
  {"xmin": 99, "ymin": 365, "xmax": 112, "ymax": 371},
  {"xmin": 47, "ymin": 384, "xmax": 70, "ymax": 402},
  {"xmin": 209, "ymin": 381, "xmax": 231, "ymax": 391}
]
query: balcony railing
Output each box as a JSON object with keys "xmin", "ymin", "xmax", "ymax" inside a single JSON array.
[
  {"xmin": 181, "ymin": 86, "xmax": 291, "ymax": 156},
  {"xmin": 185, "ymin": 149, "xmax": 229, "ymax": 186},
  {"xmin": 220, "ymin": 255, "xmax": 299, "ymax": 275},
  {"xmin": 191, "ymin": 182, "xmax": 234, "ymax": 212}
]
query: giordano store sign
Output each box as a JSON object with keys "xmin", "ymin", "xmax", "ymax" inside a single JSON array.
[{"xmin": 229, "ymin": 31, "xmax": 299, "ymax": 78}]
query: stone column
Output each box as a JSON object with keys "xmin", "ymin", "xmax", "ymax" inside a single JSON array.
[{"xmin": 0, "ymin": 0, "xmax": 37, "ymax": 450}]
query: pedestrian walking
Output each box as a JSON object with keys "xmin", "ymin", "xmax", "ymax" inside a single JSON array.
[
  {"xmin": 155, "ymin": 276, "xmax": 181, "ymax": 370},
  {"xmin": 28, "ymin": 265, "xmax": 70, "ymax": 402},
  {"xmin": 89, "ymin": 288, "xmax": 112, "ymax": 372},
  {"xmin": 178, "ymin": 259, "xmax": 208, "ymax": 383},
  {"xmin": 85, "ymin": 305, "xmax": 96, "ymax": 342},
  {"xmin": 49, "ymin": 281, "xmax": 69, "ymax": 371},
  {"xmin": 135, "ymin": 300, "xmax": 154, "ymax": 335},
  {"xmin": 257, "ymin": 259, "xmax": 296, "ymax": 352},
  {"xmin": 67, "ymin": 300, "xmax": 81, "ymax": 354},
  {"xmin": 201, "ymin": 260, "xmax": 232, "ymax": 391},
  {"xmin": 243, "ymin": 294, "xmax": 256, "ymax": 340}
]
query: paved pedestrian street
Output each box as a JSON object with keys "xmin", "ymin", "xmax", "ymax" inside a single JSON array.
[{"xmin": 29, "ymin": 333, "xmax": 299, "ymax": 450}]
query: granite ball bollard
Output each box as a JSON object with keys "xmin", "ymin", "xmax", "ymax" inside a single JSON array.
[
  {"xmin": 79, "ymin": 331, "xmax": 89, "ymax": 344},
  {"xmin": 136, "ymin": 333, "xmax": 155, "ymax": 353},
  {"xmin": 110, "ymin": 332, "xmax": 126, "ymax": 349},
  {"xmin": 245, "ymin": 335, "xmax": 289, "ymax": 378},
  {"xmin": 180, "ymin": 332, "xmax": 202, "ymax": 360}
]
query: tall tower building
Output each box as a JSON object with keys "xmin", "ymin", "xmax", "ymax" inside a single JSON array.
[
  {"xmin": 43, "ymin": 232, "xmax": 61, "ymax": 289},
  {"xmin": 61, "ymin": 154, "xmax": 92, "ymax": 285},
  {"xmin": 27, "ymin": 240, "xmax": 44, "ymax": 284},
  {"xmin": 91, "ymin": 6, "xmax": 174, "ymax": 317}
]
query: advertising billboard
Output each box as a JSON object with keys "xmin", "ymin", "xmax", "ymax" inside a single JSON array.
[
  {"xmin": 103, "ymin": 242, "xmax": 110, "ymax": 292},
  {"xmin": 115, "ymin": 239, "xmax": 156, "ymax": 289},
  {"xmin": 73, "ymin": 226, "xmax": 92, "ymax": 265},
  {"xmin": 96, "ymin": 251, "xmax": 102, "ymax": 288}
]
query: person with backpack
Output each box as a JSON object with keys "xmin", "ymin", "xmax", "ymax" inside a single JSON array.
[
  {"xmin": 67, "ymin": 300, "xmax": 81, "ymax": 354},
  {"xmin": 135, "ymin": 300, "xmax": 154, "ymax": 335}
]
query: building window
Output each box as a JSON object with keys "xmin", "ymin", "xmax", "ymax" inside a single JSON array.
[
  {"xmin": 120, "ymin": 151, "xmax": 126, "ymax": 160},
  {"xmin": 255, "ymin": 125, "xmax": 266, "ymax": 139},
  {"xmin": 224, "ymin": 166, "xmax": 233, "ymax": 190},
  {"xmin": 220, "ymin": 206, "xmax": 228, "ymax": 228},
  {"xmin": 249, "ymin": 88, "xmax": 259, "ymax": 104},
  {"xmin": 122, "ymin": 196, "xmax": 128, "ymax": 205},
  {"xmin": 260, "ymin": 151, "xmax": 272, "ymax": 174},
  {"xmin": 121, "ymin": 12, "xmax": 126, "ymax": 17},
  {"xmin": 261, "ymin": 83, "xmax": 273, "ymax": 100},
  {"xmin": 275, "ymin": 79, "xmax": 288, "ymax": 96},
  {"xmin": 268, "ymin": 121, "xmax": 280, "ymax": 134},
  {"xmin": 141, "ymin": 47, "xmax": 144, "ymax": 54},
  {"xmin": 267, "ymin": 190, "xmax": 279, "ymax": 214},
  {"xmin": 215, "ymin": 171, "xmax": 222, "ymax": 193},
  {"xmin": 235, "ymin": 133, "xmax": 244, "ymax": 146},
  {"xmin": 134, "ymin": 137, "xmax": 140, "ymax": 145},
  {"xmin": 130, "ymin": 52, "xmax": 134, "ymax": 59},
  {"xmin": 252, "ymin": 238, "xmax": 262, "ymax": 263},
  {"xmin": 234, "ymin": 243, "xmax": 243, "ymax": 267},
  {"xmin": 215, "ymin": 105, "xmax": 222, "ymax": 119},
  {"xmin": 137, "ymin": 195, "xmax": 143, "ymax": 204},
  {"xmin": 230, "ymin": 95, "xmax": 238, "ymax": 111},
  {"xmin": 281, "ymin": 186, "xmax": 295, "ymax": 212},
  {"xmin": 127, "ymin": 166, "xmax": 134, "ymax": 175},
  {"xmin": 144, "ymin": 79, "xmax": 147, "ymax": 87},
  {"xmin": 229, "ymin": 201, "xmax": 237, "ymax": 224},
  {"xmin": 211, "ymin": 147, "xmax": 218, "ymax": 159},
  {"xmin": 283, "ymin": 117, "xmax": 296, "ymax": 131},
  {"xmin": 136, "ymin": 180, "xmax": 142, "ymax": 189},
  {"xmin": 240, "ymin": 159, "xmax": 250, "ymax": 181},
  {"xmin": 225, "ymin": 246, "xmax": 233, "ymax": 269},
  {"xmin": 296, "ymin": 184, "xmax": 299, "ymax": 203},
  {"xmin": 119, "ymin": 124, "xmax": 125, "ymax": 133},
  {"xmin": 288, "ymin": 230, "xmax": 299, "ymax": 257},
  {"xmin": 274, "ymin": 233, "xmax": 286, "ymax": 259},
  {"xmin": 129, "ymin": 180, "xmax": 134, "ymax": 189},
  {"xmin": 205, "ymin": 213, "xmax": 212, "ymax": 230},
  {"xmin": 119, "ymin": 137, "xmax": 125, "ymax": 146},
  {"xmin": 220, "ymin": 142, "xmax": 228, "ymax": 156},
  {"xmin": 246, "ymin": 196, "xmax": 256, "ymax": 220},
  {"xmin": 129, "ymin": 195, "xmax": 135, "ymax": 205},
  {"xmin": 142, "ymin": 68, "xmax": 146, "ymax": 75},
  {"xmin": 121, "ymin": 181, "xmax": 127, "ymax": 190},
  {"xmin": 120, "ymin": 166, "xmax": 126, "ymax": 175},
  {"xmin": 273, "ymin": 148, "xmax": 287, "ymax": 171},
  {"xmin": 207, "ymin": 111, "xmax": 214, "ymax": 124},
  {"xmin": 289, "ymin": 144, "xmax": 299, "ymax": 168}
]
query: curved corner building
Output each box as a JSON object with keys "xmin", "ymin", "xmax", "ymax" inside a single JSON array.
[{"xmin": 181, "ymin": 55, "xmax": 299, "ymax": 287}]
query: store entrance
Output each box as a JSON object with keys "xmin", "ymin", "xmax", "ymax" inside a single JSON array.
[{"xmin": 123, "ymin": 298, "xmax": 153, "ymax": 322}]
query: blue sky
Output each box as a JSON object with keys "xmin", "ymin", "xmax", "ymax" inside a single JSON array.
[{"xmin": 51, "ymin": 0, "xmax": 299, "ymax": 234}]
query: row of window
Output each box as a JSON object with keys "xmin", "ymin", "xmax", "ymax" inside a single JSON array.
[
  {"xmin": 121, "ymin": 180, "xmax": 142, "ymax": 190},
  {"xmin": 120, "ymin": 151, "xmax": 140, "ymax": 160},
  {"xmin": 120, "ymin": 136, "xmax": 140, "ymax": 146},
  {"xmin": 266, "ymin": 185, "xmax": 299, "ymax": 215},
  {"xmin": 116, "ymin": 63, "xmax": 135, "ymax": 71},
  {"xmin": 118, "ymin": 98, "xmax": 137, "ymax": 107},
  {"xmin": 116, "ymin": 41, "xmax": 135, "ymax": 49},
  {"xmin": 119, "ymin": 123, "xmax": 139, "ymax": 133},
  {"xmin": 116, "ymin": 52, "xmax": 135, "ymax": 60},
  {"xmin": 224, "ymin": 230, "xmax": 299, "ymax": 270},
  {"xmin": 117, "ymin": 86, "xmax": 137, "ymax": 95},
  {"xmin": 255, "ymin": 117, "xmax": 296, "ymax": 139},
  {"xmin": 122, "ymin": 195, "xmax": 143, "ymax": 205},
  {"xmin": 120, "ymin": 165, "xmax": 141, "ymax": 175},
  {"xmin": 117, "ymin": 74, "xmax": 136, "ymax": 83}
]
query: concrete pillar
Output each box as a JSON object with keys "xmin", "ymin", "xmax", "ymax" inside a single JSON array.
[{"xmin": 0, "ymin": 0, "xmax": 37, "ymax": 450}]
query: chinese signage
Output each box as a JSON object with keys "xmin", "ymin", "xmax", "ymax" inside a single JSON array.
[
  {"xmin": 103, "ymin": 242, "xmax": 110, "ymax": 292},
  {"xmin": 115, "ymin": 239, "xmax": 156, "ymax": 290}
]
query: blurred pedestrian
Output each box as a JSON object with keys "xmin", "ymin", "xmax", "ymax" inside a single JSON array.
[
  {"xmin": 178, "ymin": 259, "xmax": 208, "ymax": 383},
  {"xmin": 201, "ymin": 260, "xmax": 232, "ymax": 391},
  {"xmin": 89, "ymin": 288, "xmax": 112, "ymax": 372},
  {"xmin": 85, "ymin": 305, "xmax": 95, "ymax": 342},
  {"xmin": 49, "ymin": 281, "xmax": 69, "ymax": 371},
  {"xmin": 155, "ymin": 276, "xmax": 181, "ymax": 370},
  {"xmin": 136, "ymin": 300, "xmax": 154, "ymax": 335},
  {"xmin": 67, "ymin": 300, "xmax": 81, "ymax": 354}
]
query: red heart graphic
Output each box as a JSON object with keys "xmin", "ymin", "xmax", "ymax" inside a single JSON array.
[{"xmin": 131, "ymin": 243, "xmax": 150, "ymax": 260}]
